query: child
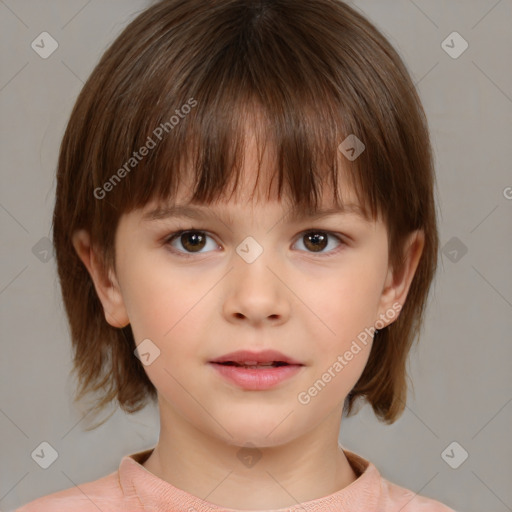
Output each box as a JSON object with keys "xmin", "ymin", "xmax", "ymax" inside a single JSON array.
[{"xmin": 15, "ymin": 0, "xmax": 457, "ymax": 510}]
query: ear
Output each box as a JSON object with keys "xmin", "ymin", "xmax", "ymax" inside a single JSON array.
[
  {"xmin": 71, "ymin": 229, "xmax": 130, "ymax": 328},
  {"xmin": 377, "ymin": 229, "xmax": 425, "ymax": 327}
]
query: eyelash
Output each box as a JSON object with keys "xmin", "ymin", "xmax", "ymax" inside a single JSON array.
[{"xmin": 162, "ymin": 227, "xmax": 347, "ymax": 259}]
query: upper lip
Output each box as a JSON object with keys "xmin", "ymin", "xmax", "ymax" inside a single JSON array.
[{"xmin": 209, "ymin": 349, "xmax": 303, "ymax": 365}]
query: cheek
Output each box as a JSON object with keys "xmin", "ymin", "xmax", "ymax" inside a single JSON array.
[
  {"xmin": 118, "ymin": 256, "xmax": 191, "ymax": 343},
  {"xmin": 122, "ymin": 283, "xmax": 170, "ymax": 341},
  {"xmin": 300, "ymin": 271, "xmax": 379, "ymax": 404},
  {"xmin": 306, "ymin": 257, "xmax": 385, "ymax": 348},
  {"xmin": 122, "ymin": 261, "xmax": 218, "ymax": 371},
  {"xmin": 122, "ymin": 266, "xmax": 208, "ymax": 398}
]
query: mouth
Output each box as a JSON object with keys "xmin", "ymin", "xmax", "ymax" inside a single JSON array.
[
  {"xmin": 209, "ymin": 349, "xmax": 304, "ymax": 368},
  {"xmin": 212, "ymin": 361, "xmax": 294, "ymax": 369},
  {"xmin": 208, "ymin": 349, "xmax": 304, "ymax": 389}
]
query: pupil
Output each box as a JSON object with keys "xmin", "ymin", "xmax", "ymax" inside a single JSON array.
[
  {"xmin": 182, "ymin": 232, "xmax": 205, "ymax": 252},
  {"xmin": 305, "ymin": 232, "xmax": 327, "ymax": 252}
]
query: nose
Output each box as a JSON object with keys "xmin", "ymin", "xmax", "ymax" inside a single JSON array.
[{"xmin": 222, "ymin": 247, "xmax": 291, "ymax": 327}]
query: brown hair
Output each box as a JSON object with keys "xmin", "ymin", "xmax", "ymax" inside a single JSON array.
[{"xmin": 52, "ymin": 0, "xmax": 438, "ymax": 428}]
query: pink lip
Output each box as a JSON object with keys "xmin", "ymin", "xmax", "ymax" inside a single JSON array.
[{"xmin": 209, "ymin": 363, "xmax": 303, "ymax": 390}]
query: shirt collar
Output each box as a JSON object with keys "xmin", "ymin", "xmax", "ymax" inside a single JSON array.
[{"xmin": 119, "ymin": 445, "xmax": 382, "ymax": 512}]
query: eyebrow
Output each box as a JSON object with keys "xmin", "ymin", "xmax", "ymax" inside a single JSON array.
[{"xmin": 142, "ymin": 203, "xmax": 368, "ymax": 223}]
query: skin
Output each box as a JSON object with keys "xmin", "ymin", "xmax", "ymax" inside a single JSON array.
[{"xmin": 72, "ymin": 128, "xmax": 424, "ymax": 510}]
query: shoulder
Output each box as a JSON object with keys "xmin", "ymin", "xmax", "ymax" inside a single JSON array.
[
  {"xmin": 380, "ymin": 477, "xmax": 458, "ymax": 512},
  {"xmin": 13, "ymin": 470, "xmax": 131, "ymax": 512}
]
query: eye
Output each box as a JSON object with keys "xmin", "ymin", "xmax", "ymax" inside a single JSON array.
[
  {"xmin": 165, "ymin": 230, "xmax": 219, "ymax": 256},
  {"xmin": 164, "ymin": 228, "xmax": 346, "ymax": 258},
  {"xmin": 293, "ymin": 230, "xmax": 345, "ymax": 256}
]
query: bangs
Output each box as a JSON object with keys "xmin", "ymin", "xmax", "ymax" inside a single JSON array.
[
  {"xmin": 87, "ymin": 0, "xmax": 403, "ymax": 224},
  {"xmin": 115, "ymin": 88, "xmax": 374, "ymax": 218}
]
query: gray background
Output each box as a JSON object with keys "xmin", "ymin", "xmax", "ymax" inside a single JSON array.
[{"xmin": 1, "ymin": 1, "xmax": 511, "ymax": 511}]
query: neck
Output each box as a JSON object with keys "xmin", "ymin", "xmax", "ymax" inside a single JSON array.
[{"xmin": 142, "ymin": 398, "xmax": 358, "ymax": 510}]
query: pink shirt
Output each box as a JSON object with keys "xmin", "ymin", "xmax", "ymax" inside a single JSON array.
[{"xmin": 14, "ymin": 447, "xmax": 457, "ymax": 511}]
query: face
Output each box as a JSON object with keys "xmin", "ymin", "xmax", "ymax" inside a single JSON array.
[{"xmin": 75, "ymin": 133, "xmax": 422, "ymax": 449}]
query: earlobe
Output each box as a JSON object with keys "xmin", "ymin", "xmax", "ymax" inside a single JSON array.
[
  {"xmin": 378, "ymin": 230, "xmax": 425, "ymax": 327},
  {"xmin": 71, "ymin": 229, "xmax": 130, "ymax": 328}
]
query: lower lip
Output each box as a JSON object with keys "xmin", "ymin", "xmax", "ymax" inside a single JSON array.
[{"xmin": 209, "ymin": 363, "xmax": 303, "ymax": 390}]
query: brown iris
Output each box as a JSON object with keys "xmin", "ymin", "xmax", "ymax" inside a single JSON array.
[
  {"xmin": 303, "ymin": 232, "xmax": 328, "ymax": 252},
  {"xmin": 180, "ymin": 232, "xmax": 207, "ymax": 252}
]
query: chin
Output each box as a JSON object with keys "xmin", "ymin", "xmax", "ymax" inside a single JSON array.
[
  {"xmin": 226, "ymin": 433, "xmax": 294, "ymax": 450},
  {"xmin": 211, "ymin": 416, "xmax": 304, "ymax": 449}
]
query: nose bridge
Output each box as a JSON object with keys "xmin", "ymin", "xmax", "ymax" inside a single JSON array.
[
  {"xmin": 223, "ymin": 231, "xmax": 289, "ymax": 324},
  {"xmin": 234, "ymin": 232, "xmax": 278, "ymax": 294}
]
